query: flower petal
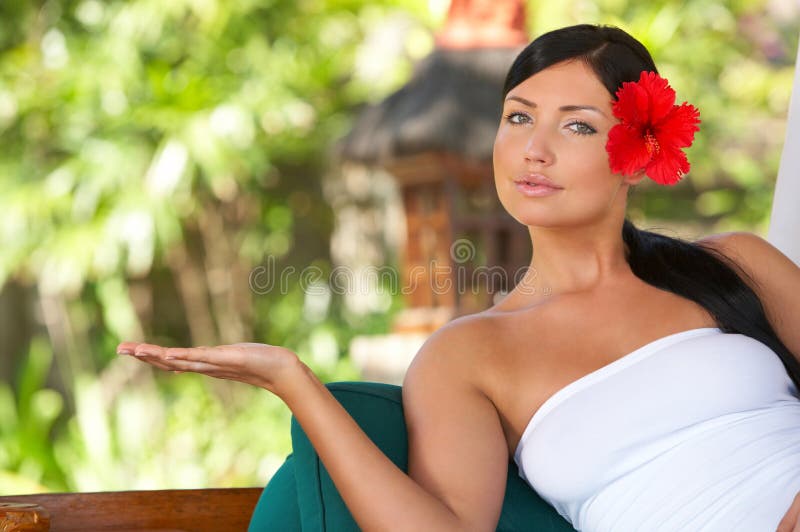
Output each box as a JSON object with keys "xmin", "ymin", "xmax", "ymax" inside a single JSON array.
[
  {"xmin": 645, "ymin": 144, "xmax": 691, "ymax": 185},
  {"xmin": 655, "ymin": 102, "xmax": 701, "ymax": 148},
  {"xmin": 607, "ymin": 124, "xmax": 652, "ymax": 175},
  {"xmin": 613, "ymin": 83, "xmax": 643, "ymax": 126},
  {"xmin": 637, "ymin": 71, "xmax": 676, "ymax": 123}
]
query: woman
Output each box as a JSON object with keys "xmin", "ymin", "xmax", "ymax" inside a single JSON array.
[{"xmin": 117, "ymin": 25, "xmax": 800, "ymax": 531}]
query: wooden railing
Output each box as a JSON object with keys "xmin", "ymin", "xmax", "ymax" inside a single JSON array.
[{"xmin": 0, "ymin": 488, "xmax": 262, "ymax": 531}]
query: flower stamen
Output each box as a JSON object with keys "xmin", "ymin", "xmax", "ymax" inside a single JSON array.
[{"xmin": 644, "ymin": 132, "xmax": 660, "ymax": 156}]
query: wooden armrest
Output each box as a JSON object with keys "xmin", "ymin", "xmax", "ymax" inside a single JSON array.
[{"xmin": 0, "ymin": 488, "xmax": 262, "ymax": 531}]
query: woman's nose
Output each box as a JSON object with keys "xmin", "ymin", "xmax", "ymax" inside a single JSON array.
[{"xmin": 524, "ymin": 130, "xmax": 555, "ymax": 166}]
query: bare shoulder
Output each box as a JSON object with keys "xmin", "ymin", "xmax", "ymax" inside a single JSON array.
[
  {"xmin": 696, "ymin": 230, "xmax": 777, "ymax": 262},
  {"xmin": 695, "ymin": 231, "xmax": 799, "ymax": 284},
  {"xmin": 694, "ymin": 230, "xmax": 756, "ymax": 262},
  {"xmin": 405, "ymin": 313, "xmax": 498, "ymax": 382},
  {"xmin": 403, "ymin": 313, "xmax": 502, "ymax": 414},
  {"xmin": 696, "ymin": 231, "xmax": 800, "ymax": 355}
]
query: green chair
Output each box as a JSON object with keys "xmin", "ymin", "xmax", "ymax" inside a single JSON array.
[{"xmin": 249, "ymin": 382, "xmax": 575, "ymax": 531}]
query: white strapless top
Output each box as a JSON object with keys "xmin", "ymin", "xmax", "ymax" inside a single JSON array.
[{"xmin": 513, "ymin": 328, "xmax": 800, "ymax": 531}]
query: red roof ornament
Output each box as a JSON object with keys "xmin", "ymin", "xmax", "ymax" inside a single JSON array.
[{"xmin": 435, "ymin": 0, "xmax": 528, "ymax": 49}]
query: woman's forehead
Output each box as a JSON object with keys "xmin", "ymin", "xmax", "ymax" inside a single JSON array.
[{"xmin": 506, "ymin": 60, "xmax": 612, "ymax": 107}]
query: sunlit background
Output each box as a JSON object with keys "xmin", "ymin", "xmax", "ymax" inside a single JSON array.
[{"xmin": 0, "ymin": 0, "xmax": 798, "ymax": 494}]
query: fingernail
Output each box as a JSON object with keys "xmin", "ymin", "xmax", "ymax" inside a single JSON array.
[
  {"xmin": 117, "ymin": 349, "xmax": 131, "ymax": 355},
  {"xmin": 165, "ymin": 356, "xmax": 175, "ymax": 360}
]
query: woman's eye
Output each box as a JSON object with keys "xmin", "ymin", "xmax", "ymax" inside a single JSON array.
[
  {"xmin": 566, "ymin": 121, "xmax": 596, "ymax": 135},
  {"xmin": 504, "ymin": 112, "xmax": 531, "ymax": 125}
]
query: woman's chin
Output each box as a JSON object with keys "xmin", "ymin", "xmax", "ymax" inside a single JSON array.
[
  {"xmin": 509, "ymin": 215, "xmax": 561, "ymax": 229},
  {"xmin": 508, "ymin": 212, "xmax": 597, "ymax": 230},
  {"xmin": 502, "ymin": 208, "xmax": 564, "ymax": 228}
]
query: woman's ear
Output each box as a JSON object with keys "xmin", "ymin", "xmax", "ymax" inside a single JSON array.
[{"xmin": 623, "ymin": 169, "xmax": 647, "ymax": 186}]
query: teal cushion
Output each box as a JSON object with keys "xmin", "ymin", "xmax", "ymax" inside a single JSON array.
[
  {"xmin": 250, "ymin": 381, "xmax": 575, "ymax": 531},
  {"xmin": 291, "ymin": 382, "xmax": 408, "ymax": 531},
  {"xmin": 248, "ymin": 453, "xmax": 301, "ymax": 531}
]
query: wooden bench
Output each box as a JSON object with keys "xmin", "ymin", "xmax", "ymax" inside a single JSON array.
[{"xmin": 0, "ymin": 488, "xmax": 262, "ymax": 531}]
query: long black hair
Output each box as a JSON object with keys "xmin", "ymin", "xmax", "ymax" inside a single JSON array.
[{"xmin": 503, "ymin": 24, "xmax": 800, "ymax": 390}]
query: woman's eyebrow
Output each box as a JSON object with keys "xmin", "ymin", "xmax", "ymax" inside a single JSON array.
[{"xmin": 504, "ymin": 96, "xmax": 608, "ymax": 118}]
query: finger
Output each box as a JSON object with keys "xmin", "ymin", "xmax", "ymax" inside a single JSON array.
[
  {"xmin": 129, "ymin": 351, "xmax": 203, "ymax": 374},
  {"xmin": 131, "ymin": 352, "xmax": 176, "ymax": 372},
  {"xmin": 117, "ymin": 342, "xmax": 208, "ymax": 375},
  {"xmin": 133, "ymin": 343, "xmax": 168, "ymax": 357},
  {"xmin": 116, "ymin": 341, "xmax": 142, "ymax": 355},
  {"xmin": 150, "ymin": 361, "xmax": 177, "ymax": 372},
  {"xmin": 159, "ymin": 357, "xmax": 221, "ymax": 374},
  {"xmin": 231, "ymin": 342, "xmax": 268, "ymax": 347},
  {"xmin": 166, "ymin": 345, "xmax": 242, "ymax": 364},
  {"xmin": 129, "ymin": 344, "xmax": 178, "ymax": 370},
  {"xmin": 163, "ymin": 346, "xmax": 213, "ymax": 362}
]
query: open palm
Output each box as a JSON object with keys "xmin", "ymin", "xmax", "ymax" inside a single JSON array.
[{"xmin": 116, "ymin": 341, "xmax": 300, "ymax": 395}]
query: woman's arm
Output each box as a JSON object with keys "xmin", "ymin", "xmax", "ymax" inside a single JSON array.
[
  {"xmin": 777, "ymin": 491, "xmax": 800, "ymax": 532},
  {"xmin": 117, "ymin": 319, "xmax": 508, "ymax": 531},
  {"xmin": 401, "ymin": 321, "xmax": 509, "ymax": 530},
  {"xmin": 696, "ymin": 231, "xmax": 800, "ymax": 357}
]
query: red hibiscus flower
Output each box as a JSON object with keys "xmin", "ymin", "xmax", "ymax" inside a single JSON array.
[{"xmin": 606, "ymin": 71, "xmax": 701, "ymax": 186}]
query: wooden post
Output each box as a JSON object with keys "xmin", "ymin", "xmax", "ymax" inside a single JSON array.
[{"xmin": 0, "ymin": 502, "xmax": 50, "ymax": 531}]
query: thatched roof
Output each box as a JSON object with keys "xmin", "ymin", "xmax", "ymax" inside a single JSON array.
[{"xmin": 337, "ymin": 47, "xmax": 521, "ymax": 166}]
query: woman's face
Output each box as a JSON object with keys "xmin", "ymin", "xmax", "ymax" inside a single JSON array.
[{"xmin": 493, "ymin": 59, "xmax": 642, "ymax": 229}]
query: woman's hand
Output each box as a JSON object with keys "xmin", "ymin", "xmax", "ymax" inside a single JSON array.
[
  {"xmin": 116, "ymin": 341, "xmax": 302, "ymax": 397},
  {"xmin": 777, "ymin": 491, "xmax": 800, "ymax": 532}
]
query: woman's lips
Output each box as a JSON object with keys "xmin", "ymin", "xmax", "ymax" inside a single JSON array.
[{"xmin": 514, "ymin": 180, "xmax": 563, "ymax": 197}]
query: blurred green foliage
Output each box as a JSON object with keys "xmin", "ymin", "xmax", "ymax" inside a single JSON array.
[
  {"xmin": 0, "ymin": 0, "xmax": 429, "ymax": 493},
  {"xmin": 0, "ymin": 0, "xmax": 797, "ymax": 494}
]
